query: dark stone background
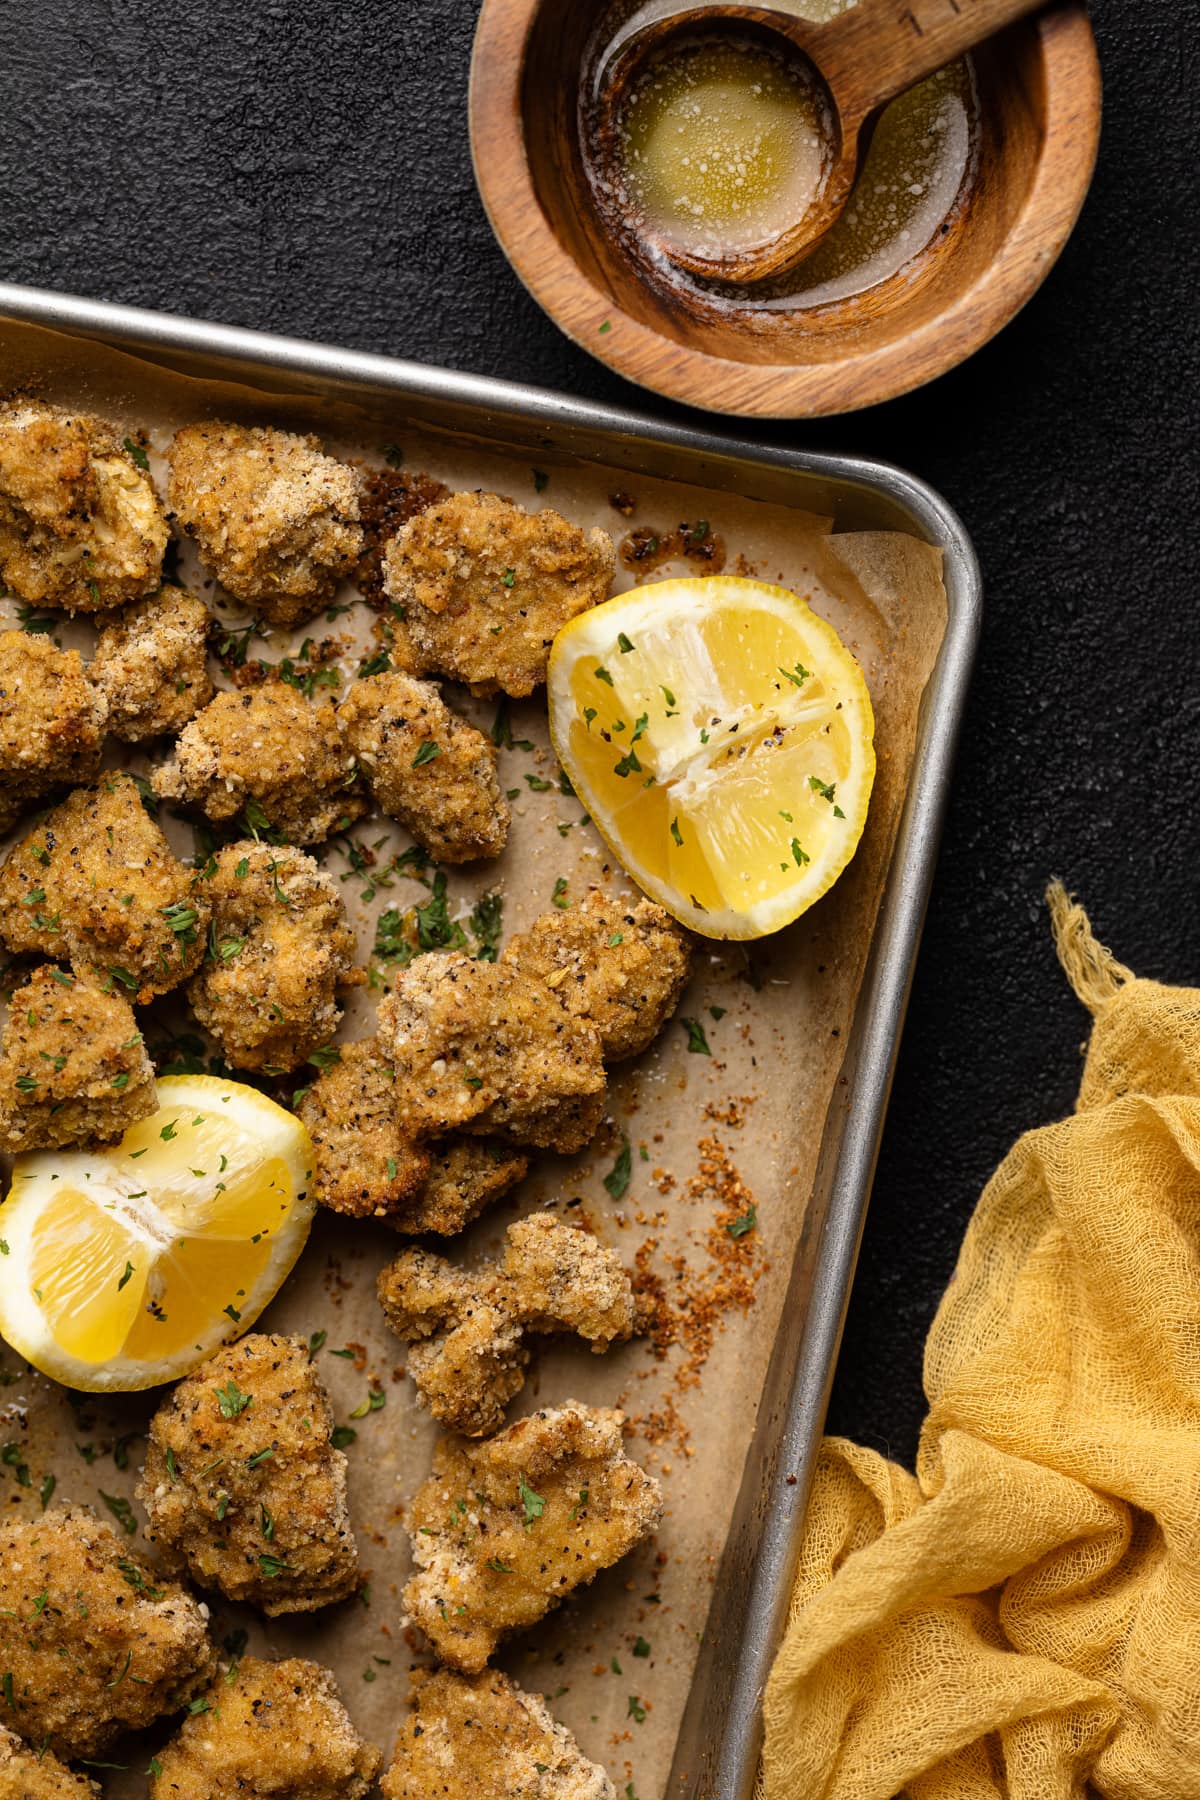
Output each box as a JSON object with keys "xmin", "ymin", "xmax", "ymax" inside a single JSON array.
[{"xmin": 2, "ymin": 2, "xmax": 1196, "ymax": 1465}]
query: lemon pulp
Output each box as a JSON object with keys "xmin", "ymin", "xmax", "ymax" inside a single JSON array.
[{"xmin": 548, "ymin": 576, "xmax": 875, "ymax": 938}]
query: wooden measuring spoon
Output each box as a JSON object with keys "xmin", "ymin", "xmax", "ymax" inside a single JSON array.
[{"xmin": 598, "ymin": 0, "xmax": 1053, "ymax": 283}]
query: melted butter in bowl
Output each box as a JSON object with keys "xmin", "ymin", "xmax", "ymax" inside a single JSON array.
[{"xmin": 616, "ymin": 37, "xmax": 832, "ymax": 264}]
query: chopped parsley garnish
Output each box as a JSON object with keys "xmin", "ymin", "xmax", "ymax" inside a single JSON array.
[
  {"xmin": 670, "ymin": 817, "xmax": 684, "ymax": 847},
  {"xmin": 628, "ymin": 1695, "xmax": 647, "ymax": 1723},
  {"xmin": 727, "ymin": 1205, "xmax": 758, "ymax": 1239},
  {"xmin": 791, "ymin": 838, "xmax": 810, "ymax": 867},
  {"xmin": 519, "ymin": 1474, "xmax": 546, "ymax": 1527},
  {"xmin": 330, "ymin": 1425, "xmax": 357, "ymax": 1450},
  {"xmin": 216, "ymin": 1379, "xmax": 253, "ymax": 1419},
  {"xmin": 257, "ymin": 1555, "xmax": 293, "ymax": 1581},
  {"xmin": 308, "ymin": 1330, "xmax": 327, "ymax": 1359},
  {"xmin": 594, "ymin": 666, "xmax": 614, "ymax": 686},
  {"xmin": 778, "ymin": 661, "xmax": 811, "ymax": 687},
  {"xmin": 525, "ymin": 772, "xmax": 554, "ymax": 792},
  {"xmin": 500, "ymin": 567, "xmax": 516, "ymax": 588},
  {"xmin": 117, "ymin": 1262, "xmax": 134, "ymax": 1292},
  {"xmin": 469, "ymin": 890, "xmax": 503, "ymax": 961},
  {"xmin": 98, "ymin": 1492, "xmax": 137, "ymax": 1535},
  {"xmin": 617, "ymin": 632, "xmax": 635, "ymax": 653},
  {"xmin": 551, "ymin": 876, "xmax": 570, "ymax": 910},
  {"xmin": 603, "ymin": 1134, "xmax": 632, "ymax": 1200},
  {"xmin": 614, "ymin": 749, "xmax": 642, "ymax": 778},
  {"xmin": 680, "ymin": 1017, "xmax": 712, "ymax": 1056},
  {"xmin": 633, "ymin": 1635, "xmax": 651, "ymax": 1657},
  {"xmin": 412, "ymin": 738, "xmax": 442, "ymax": 768},
  {"xmin": 122, "ymin": 437, "xmax": 150, "ymax": 470}
]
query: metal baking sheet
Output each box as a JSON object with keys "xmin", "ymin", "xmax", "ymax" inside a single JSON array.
[{"xmin": 0, "ymin": 284, "xmax": 980, "ymax": 1798}]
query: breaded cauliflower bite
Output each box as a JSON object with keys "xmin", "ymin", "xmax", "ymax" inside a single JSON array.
[
  {"xmin": 383, "ymin": 491, "xmax": 614, "ymax": 697},
  {"xmin": 0, "ymin": 1725, "xmax": 101, "ymax": 1800},
  {"xmin": 379, "ymin": 1214, "xmax": 635, "ymax": 1436},
  {"xmin": 168, "ymin": 422, "xmax": 363, "ymax": 628},
  {"xmin": 297, "ymin": 1037, "xmax": 431, "ymax": 1219},
  {"xmin": 404, "ymin": 1402, "xmax": 662, "ymax": 1673},
  {"xmin": 152, "ymin": 687, "xmax": 365, "ymax": 845},
  {"xmin": 376, "ymin": 951, "xmax": 606, "ymax": 1152},
  {"xmin": 394, "ymin": 1136, "xmax": 528, "ymax": 1235},
  {"xmin": 0, "ymin": 400, "xmax": 168, "ymax": 612},
  {"xmin": 153, "ymin": 1657, "xmax": 380, "ymax": 1800},
  {"xmin": 91, "ymin": 586, "xmax": 213, "ymax": 741},
  {"xmin": 298, "ymin": 1041, "xmax": 530, "ymax": 1226},
  {"xmin": 0, "ymin": 965, "xmax": 156, "ymax": 1150},
  {"xmin": 0, "ymin": 1505, "xmax": 216, "ymax": 1760},
  {"xmin": 188, "ymin": 842, "xmax": 359, "ymax": 1073},
  {"xmin": 382, "ymin": 1668, "xmax": 616, "ymax": 1800},
  {"xmin": 0, "ymin": 630, "xmax": 107, "ymax": 835},
  {"xmin": 0, "ymin": 775, "xmax": 210, "ymax": 1001},
  {"xmin": 337, "ymin": 672, "xmax": 509, "ymax": 862},
  {"xmin": 139, "ymin": 1334, "xmax": 360, "ymax": 1616},
  {"xmin": 506, "ymin": 888, "xmax": 692, "ymax": 1062}
]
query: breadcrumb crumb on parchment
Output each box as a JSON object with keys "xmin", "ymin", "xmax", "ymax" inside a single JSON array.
[
  {"xmin": 381, "ymin": 1667, "xmax": 616, "ymax": 1800},
  {"xmin": 153, "ymin": 1657, "xmax": 380, "ymax": 1800},
  {"xmin": 0, "ymin": 1505, "xmax": 216, "ymax": 1760}
]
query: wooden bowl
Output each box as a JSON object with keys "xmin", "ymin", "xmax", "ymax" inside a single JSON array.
[{"xmin": 469, "ymin": 0, "xmax": 1101, "ymax": 418}]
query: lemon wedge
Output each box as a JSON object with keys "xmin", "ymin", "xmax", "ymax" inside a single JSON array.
[
  {"xmin": 548, "ymin": 576, "xmax": 876, "ymax": 938},
  {"xmin": 0, "ymin": 1075, "xmax": 315, "ymax": 1392}
]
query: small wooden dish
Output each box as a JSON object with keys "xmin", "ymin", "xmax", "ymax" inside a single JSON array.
[{"xmin": 469, "ymin": 0, "xmax": 1101, "ymax": 418}]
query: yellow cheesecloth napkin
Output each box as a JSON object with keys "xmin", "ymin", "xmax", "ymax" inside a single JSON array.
[{"xmin": 761, "ymin": 886, "xmax": 1200, "ymax": 1800}]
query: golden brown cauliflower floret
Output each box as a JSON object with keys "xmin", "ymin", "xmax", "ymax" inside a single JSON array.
[
  {"xmin": 0, "ymin": 775, "xmax": 210, "ymax": 1001},
  {"xmin": 337, "ymin": 672, "xmax": 509, "ymax": 862},
  {"xmin": 168, "ymin": 422, "xmax": 363, "ymax": 629},
  {"xmin": 0, "ymin": 1725, "xmax": 102, "ymax": 1800},
  {"xmin": 0, "ymin": 401, "xmax": 168, "ymax": 612},
  {"xmin": 90, "ymin": 587, "xmax": 213, "ymax": 742},
  {"xmin": 0, "ymin": 630, "xmax": 107, "ymax": 836},
  {"xmin": 138, "ymin": 1334, "xmax": 360, "ymax": 1616},
  {"xmin": 151, "ymin": 687, "xmax": 365, "ymax": 846},
  {"xmin": 393, "ymin": 1136, "xmax": 528, "ymax": 1235},
  {"xmin": 505, "ymin": 888, "xmax": 692, "ymax": 1062},
  {"xmin": 376, "ymin": 952, "xmax": 606, "ymax": 1153},
  {"xmin": 379, "ymin": 1214, "xmax": 635, "ymax": 1436},
  {"xmin": 382, "ymin": 1668, "xmax": 616, "ymax": 1800},
  {"xmin": 0, "ymin": 1505, "xmax": 216, "ymax": 1760},
  {"xmin": 0, "ymin": 965, "xmax": 157, "ymax": 1150},
  {"xmin": 383, "ymin": 492, "xmax": 613, "ymax": 697},
  {"xmin": 153, "ymin": 1657, "xmax": 380, "ymax": 1800},
  {"xmin": 404, "ymin": 1402, "xmax": 662, "ymax": 1673},
  {"xmin": 188, "ymin": 843, "xmax": 360, "ymax": 1074},
  {"xmin": 297, "ymin": 1037, "xmax": 431, "ymax": 1219}
]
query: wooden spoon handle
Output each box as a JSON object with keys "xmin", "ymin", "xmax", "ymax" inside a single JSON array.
[{"xmin": 813, "ymin": 0, "xmax": 1050, "ymax": 126}]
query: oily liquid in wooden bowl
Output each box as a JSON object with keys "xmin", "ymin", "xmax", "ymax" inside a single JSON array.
[{"xmin": 587, "ymin": 0, "xmax": 979, "ymax": 316}]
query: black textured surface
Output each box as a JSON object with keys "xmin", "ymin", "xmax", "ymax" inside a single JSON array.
[{"xmin": 2, "ymin": 1, "xmax": 1197, "ymax": 1467}]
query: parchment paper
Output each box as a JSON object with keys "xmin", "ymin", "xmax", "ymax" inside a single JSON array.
[{"xmin": 0, "ymin": 323, "xmax": 947, "ymax": 1798}]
